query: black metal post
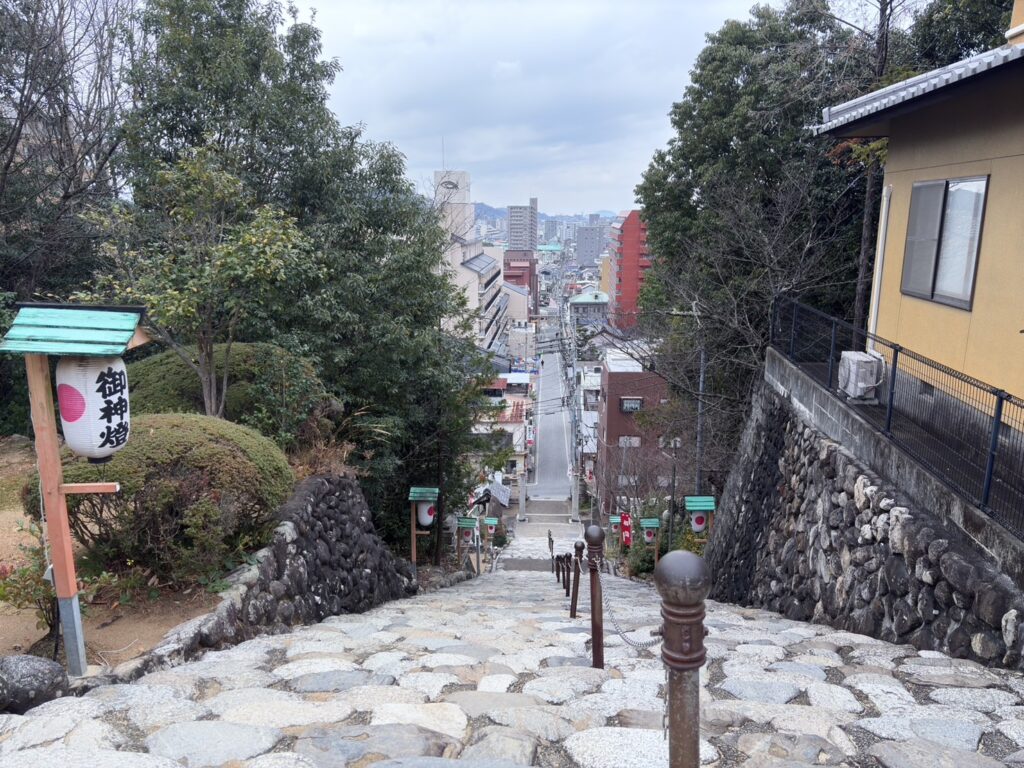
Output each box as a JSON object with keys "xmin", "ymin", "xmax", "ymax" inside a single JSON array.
[
  {"xmin": 826, "ymin": 318, "xmax": 838, "ymax": 389},
  {"xmin": 564, "ymin": 551, "xmax": 571, "ymax": 597},
  {"xmin": 570, "ymin": 540, "xmax": 584, "ymax": 618},
  {"xmin": 885, "ymin": 345, "xmax": 901, "ymax": 435},
  {"xmin": 654, "ymin": 551, "xmax": 711, "ymax": 768},
  {"xmin": 982, "ymin": 390, "xmax": 1006, "ymax": 509},
  {"xmin": 585, "ymin": 525, "xmax": 605, "ymax": 669}
]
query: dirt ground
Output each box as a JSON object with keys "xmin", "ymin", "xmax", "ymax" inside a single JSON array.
[{"xmin": 0, "ymin": 435, "xmax": 219, "ymax": 667}]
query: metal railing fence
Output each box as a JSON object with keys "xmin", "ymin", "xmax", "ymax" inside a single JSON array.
[{"xmin": 770, "ymin": 297, "xmax": 1024, "ymax": 539}]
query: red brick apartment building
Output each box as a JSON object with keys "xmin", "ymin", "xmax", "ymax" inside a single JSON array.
[
  {"xmin": 503, "ymin": 249, "xmax": 539, "ymax": 316},
  {"xmin": 608, "ymin": 210, "xmax": 651, "ymax": 330},
  {"xmin": 596, "ymin": 349, "xmax": 668, "ymax": 517}
]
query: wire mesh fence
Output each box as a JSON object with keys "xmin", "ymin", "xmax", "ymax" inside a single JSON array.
[{"xmin": 770, "ymin": 297, "xmax": 1024, "ymax": 538}]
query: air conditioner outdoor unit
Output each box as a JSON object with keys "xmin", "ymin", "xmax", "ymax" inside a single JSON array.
[{"xmin": 838, "ymin": 351, "xmax": 882, "ymax": 401}]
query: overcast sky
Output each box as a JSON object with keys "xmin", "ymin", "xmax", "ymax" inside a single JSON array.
[{"xmin": 294, "ymin": 0, "xmax": 760, "ymax": 215}]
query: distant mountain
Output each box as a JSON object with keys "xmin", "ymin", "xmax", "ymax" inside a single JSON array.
[{"xmin": 474, "ymin": 202, "xmax": 506, "ymax": 220}]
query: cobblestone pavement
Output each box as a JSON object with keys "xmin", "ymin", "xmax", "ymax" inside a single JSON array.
[{"xmin": 4, "ymin": 547, "xmax": 1024, "ymax": 766}]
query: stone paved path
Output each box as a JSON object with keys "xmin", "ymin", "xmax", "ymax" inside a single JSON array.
[{"xmin": 4, "ymin": 540, "xmax": 1024, "ymax": 766}]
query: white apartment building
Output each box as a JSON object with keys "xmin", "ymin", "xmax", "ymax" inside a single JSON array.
[{"xmin": 507, "ymin": 197, "xmax": 538, "ymax": 251}]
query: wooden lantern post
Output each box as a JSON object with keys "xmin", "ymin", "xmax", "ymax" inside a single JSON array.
[
  {"xmin": 408, "ymin": 487, "xmax": 439, "ymax": 579},
  {"xmin": 2, "ymin": 304, "xmax": 149, "ymax": 677}
]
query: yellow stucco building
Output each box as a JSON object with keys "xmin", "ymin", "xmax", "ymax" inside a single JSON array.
[{"xmin": 818, "ymin": 7, "xmax": 1024, "ymax": 396}]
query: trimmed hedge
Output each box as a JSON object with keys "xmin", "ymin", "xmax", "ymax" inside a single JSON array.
[
  {"xmin": 24, "ymin": 414, "xmax": 294, "ymax": 585},
  {"xmin": 127, "ymin": 343, "xmax": 326, "ymax": 449}
]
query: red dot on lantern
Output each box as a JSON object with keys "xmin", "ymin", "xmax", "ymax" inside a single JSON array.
[
  {"xmin": 694, "ymin": 515, "xmax": 706, "ymax": 525},
  {"xmin": 57, "ymin": 384, "xmax": 87, "ymax": 422}
]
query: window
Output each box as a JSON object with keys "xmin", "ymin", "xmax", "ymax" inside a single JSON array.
[
  {"xmin": 901, "ymin": 176, "xmax": 988, "ymax": 309},
  {"xmin": 620, "ymin": 397, "xmax": 643, "ymax": 413},
  {"xmin": 618, "ymin": 435, "xmax": 641, "ymax": 448}
]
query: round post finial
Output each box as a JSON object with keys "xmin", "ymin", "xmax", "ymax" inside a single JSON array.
[
  {"xmin": 654, "ymin": 550, "xmax": 711, "ymax": 606},
  {"xmin": 584, "ymin": 524, "xmax": 605, "ymax": 547},
  {"xmin": 574, "ymin": 540, "xmax": 585, "ymax": 557}
]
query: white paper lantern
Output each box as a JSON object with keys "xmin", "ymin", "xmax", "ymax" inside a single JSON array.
[
  {"xmin": 690, "ymin": 510, "xmax": 708, "ymax": 533},
  {"xmin": 461, "ymin": 527, "xmax": 473, "ymax": 543},
  {"xmin": 643, "ymin": 528, "xmax": 656, "ymax": 544},
  {"xmin": 486, "ymin": 524, "xmax": 496, "ymax": 535},
  {"xmin": 417, "ymin": 501, "xmax": 436, "ymax": 527},
  {"xmin": 611, "ymin": 522, "xmax": 620, "ymax": 533},
  {"xmin": 56, "ymin": 356, "xmax": 130, "ymax": 463}
]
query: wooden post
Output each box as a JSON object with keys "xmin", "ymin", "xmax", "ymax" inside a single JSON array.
[
  {"xmin": 25, "ymin": 354, "xmax": 87, "ymax": 676},
  {"xmin": 410, "ymin": 502, "xmax": 417, "ymax": 577}
]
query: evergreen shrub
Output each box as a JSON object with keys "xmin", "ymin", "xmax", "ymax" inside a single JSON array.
[
  {"xmin": 23, "ymin": 414, "xmax": 294, "ymax": 585},
  {"xmin": 127, "ymin": 343, "xmax": 327, "ymax": 450}
]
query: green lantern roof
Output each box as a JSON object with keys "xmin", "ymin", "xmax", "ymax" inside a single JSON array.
[
  {"xmin": 684, "ymin": 496, "xmax": 716, "ymax": 512},
  {"xmin": 0, "ymin": 303, "xmax": 145, "ymax": 357},
  {"xmin": 483, "ymin": 517, "xmax": 499, "ymax": 526},
  {"xmin": 639, "ymin": 518, "xmax": 661, "ymax": 529},
  {"xmin": 457, "ymin": 517, "xmax": 478, "ymax": 528},
  {"xmin": 609, "ymin": 515, "xmax": 621, "ymax": 524},
  {"xmin": 408, "ymin": 486, "xmax": 440, "ymax": 501}
]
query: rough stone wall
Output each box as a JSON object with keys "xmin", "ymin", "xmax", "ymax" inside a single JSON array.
[
  {"xmin": 108, "ymin": 475, "xmax": 417, "ymax": 683},
  {"xmin": 708, "ymin": 384, "xmax": 1024, "ymax": 669}
]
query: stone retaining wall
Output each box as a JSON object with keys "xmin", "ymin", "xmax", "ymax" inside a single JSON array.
[
  {"xmin": 707, "ymin": 382, "xmax": 1024, "ymax": 669},
  {"xmin": 107, "ymin": 474, "xmax": 417, "ymax": 683}
]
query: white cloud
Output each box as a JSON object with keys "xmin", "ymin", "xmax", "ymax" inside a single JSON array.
[{"xmin": 294, "ymin": 0, "xmax": 762, "ymax": 213}]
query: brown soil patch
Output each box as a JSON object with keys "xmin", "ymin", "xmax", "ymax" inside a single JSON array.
[
  {"xmin": 1, "ymin": 588, "xmax": 220, "ymax": 667},
  {"xmin": 0, "ymin": 435, "xmax": 219, "ymax": 667},
  {"xmin": 0, "ymin": 435, "xmax": 35, "ymax": 568}
]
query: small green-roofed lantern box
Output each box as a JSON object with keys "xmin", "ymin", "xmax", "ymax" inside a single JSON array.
[
  {"xmin": 0, "ymin": 302, "xmax": 149, "ymax": 679},
  {"xmin": 408, "ymin": 486, "xmax": 439, "ymax": 502},
  {"xmin": 684, "ymin": 496, "xmax": 716, "ymax": 512},
  {"xmin": 0, "ymin": 303, "xmax": 147, "ymax": 357},
  {"xmin": 609, "ymin": 515, "xmax": 622, "ymax": 533}
]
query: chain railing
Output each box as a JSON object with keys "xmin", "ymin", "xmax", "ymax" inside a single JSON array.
[
  {"xmin": 597, "ymin": 567, "xmax": 663, "ymax": 649},
  {"xmin": 771, "ymin": 297, "xmax": 1024, "ymax": 539}
]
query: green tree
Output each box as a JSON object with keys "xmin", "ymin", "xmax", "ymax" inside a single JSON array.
[
  {"xmin": 120, "ymin": 0, "xmax": 497, "ymax": 541},
  {"xmin": 87, "ymin": 149, "xmax": 321, "ymax": 417},
  {"xmin": 911, "ymin": 0, "xmax": 1014, "ymax": 68},
  {"xmin": 636, "ymin": 0, "xmax": 867, "ymax": 472},
  {"xmin": 122, "ymin": 0, "xmax": 341, "ymax": 214}
]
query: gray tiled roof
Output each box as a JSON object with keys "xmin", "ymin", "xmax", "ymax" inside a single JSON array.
[
  {"xmin": 813, "ymin": 44, "xmax": 1024, "ymax": 136},
  {"xmin": 463, "ymin": 252, "xmax": 497, "ymax": 274}
]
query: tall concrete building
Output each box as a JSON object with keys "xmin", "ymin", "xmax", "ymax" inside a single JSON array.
[
  {"xmin": 434, "ymin": 170, "xmax": 474, "ymax": 243},
  {"xmin": 608, "ymin": 210, "xmax": 651, "ymax": 330},
  {"xmin": 507, "ymin": 197, "xmax": 538, "ymax": 251},
  {"xmin": 588, "ymin": 213, "xmax": 601, "ymax": 226},
  {"xmin": 434, "ymin": 171, "xmax": 508, "ymax": 354},
  {"xmin": 575, "ymin": 225, "xmax": 603, "ymax": 267},
  {"xmin": 543, "ymin": 219, "xmax": 560, "ymax": 242}
]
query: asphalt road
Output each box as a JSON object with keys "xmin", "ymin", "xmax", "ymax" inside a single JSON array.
[{"xmin": 529, "ymin": 324, "xmax": 571, "ymax": 501}]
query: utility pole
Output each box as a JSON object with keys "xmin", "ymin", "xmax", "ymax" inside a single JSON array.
[
  {"xmin": 695, "ymin": 344, "xmax": 705, "ymax": 496},
  {"xmin": 668, "ymin": 438, "xmax": 679, "ymax": 547}
]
